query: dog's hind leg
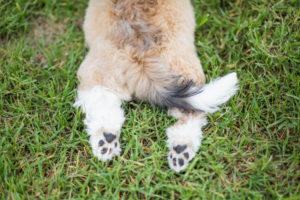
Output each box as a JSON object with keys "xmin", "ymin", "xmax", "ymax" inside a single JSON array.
[
  {"xmin": 74, "ymin": 86, "xmax": 125, "ymax": 161},
  {"xmin": 166, "ymin": 108, "xmax": 207, "ymax": 172},
  {"xmin": 74, "ymin": 50, "xmax": 131, "ymax": 162}
]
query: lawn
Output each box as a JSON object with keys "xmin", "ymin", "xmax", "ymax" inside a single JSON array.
[{"xmin": 0, "ymin": 0, "xmax": 299, "ymax": 199}]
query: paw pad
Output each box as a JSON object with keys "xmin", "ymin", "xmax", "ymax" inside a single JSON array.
[
  {"xmin": 104, "ymin": 132, "xmax": 116, "ymax": 143},
  {"xmin": 98, "ymin": 132, "xmax": 118, "ymax": 155},
  {"xmin": 90, "ymin": 131, "xmax": 121, "ymax": 162},
  {"xmin": 178, "ymin": 158, "xmax": 184, "ymax": 167},
  {"xmin": 173, "ymin": 144, "xmax": 187, "ymax": 154},
  {"xmin": 98, "ymin": 140, "xmax": 105, "ymax": 147},
  {"xmin": 183, "ymin": 152, "xmax": 189, "ymax": 160},
  {"xmin": 168, "ymin": 144, "xmax": 194, "ymax": 172}
]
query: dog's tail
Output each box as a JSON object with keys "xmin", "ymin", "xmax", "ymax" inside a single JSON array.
[{"xmin": 133, "ymin": 58, "xmax": 239, "ymax": 113}]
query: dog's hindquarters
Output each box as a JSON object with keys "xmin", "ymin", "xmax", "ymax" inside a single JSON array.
[{"xmin": 76, "ymin": 0, "xmax": 239, "ymax": 172}]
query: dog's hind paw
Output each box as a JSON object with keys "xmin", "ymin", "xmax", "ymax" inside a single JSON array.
[
  {"xmin": 90, "ymin": 131, "xmax": 121, "ymax": 162},
  {"xmin": 168, "ymin": 144, "xmax": 195, "ymax": 172}
]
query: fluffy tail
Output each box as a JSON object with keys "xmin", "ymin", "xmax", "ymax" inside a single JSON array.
[
  {"xmin": 135, "ymin": 65, "xmax": 239, "ymax": 113},
  {"xmin": 185, "ymin": 72, "xmax": 239, "ymax": 113}
]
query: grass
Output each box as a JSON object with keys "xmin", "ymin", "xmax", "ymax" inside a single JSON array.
[{"xmin": 0, "ymin": 0, "xmax": 299, "ymax": 199}]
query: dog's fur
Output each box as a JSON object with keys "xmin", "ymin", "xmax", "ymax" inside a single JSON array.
[{"xmin": 75, "ymin": 0, "xmax": 239, "ymax": 172}]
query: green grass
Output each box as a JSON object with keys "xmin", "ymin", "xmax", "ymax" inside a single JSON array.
[{"xmin": 0, "ymin": 0, "xmax": 299, "ymax": 199}]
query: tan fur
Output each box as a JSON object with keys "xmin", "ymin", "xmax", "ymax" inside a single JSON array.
[
  {"xmin": 77, "ymin": 0, "xmax": 205, "ymax": 112},
  {"xmin": 75, "ymin": 1, "xmax": 240, "ymax": 171}
]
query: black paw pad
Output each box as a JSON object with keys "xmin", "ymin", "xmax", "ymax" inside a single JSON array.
[
  {"xmin": 101, "ymin": 148, "xmax": 108, "ymax": 154},
  {"xmin": 178, "ymin": 158, "xmax": 184, "ymax": 167},
  {"xmin": 173, "ymin": 145, "xmax": 187, "ymax": 154},
  {"xmin": 104, "ymin": 132, "xmax": 116, "ymax": 143},
  {"xmin": 183, "ymin": 152, "xmax": 189, "ymax": 160},
  {"xmin": 98, "ymin": 140, "xmax": 105, "ymax": 147},
  {"xmin": 172, "ymin": 158, "xmax": 177, "ymax": 166}
]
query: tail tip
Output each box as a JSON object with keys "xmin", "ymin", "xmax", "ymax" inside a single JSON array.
[{"xmin": 226, "ymin": 72, "xmax": 238, "ymax": 83}]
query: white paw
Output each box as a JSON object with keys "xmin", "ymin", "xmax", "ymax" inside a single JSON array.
[
  {"xmin": 90, "ymin": 132, "xmax": 121, "ymax": 162},
  {"xmin": 168, "ymin": 144, "xmax": 195, "ymax": 172}
]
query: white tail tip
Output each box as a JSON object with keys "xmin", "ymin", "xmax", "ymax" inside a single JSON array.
[{"xmin": 188, "ymin": 72, "xmax": 239, "ymax": 113}]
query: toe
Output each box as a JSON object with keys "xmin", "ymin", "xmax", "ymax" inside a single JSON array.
[
  {"xmin": 183, "ymin": 152, "xmax": 189, "ymax": 160},
  {"xmin": 101, "ymin": 147, "xmax": 108, "ymax": 154},
  {"xmin": 98, "ymin": 139, "xmax": 105, "ymax": 147},
  {"xmin": 172, "ymin": 158, "xmax": 177, "ymax": 166},
  {"xmin": 178, "ymin": 158, "xmax": 184, "ymax": 167}
]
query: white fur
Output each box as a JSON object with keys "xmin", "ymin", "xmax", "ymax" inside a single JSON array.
[
  {"xmin": 166, "ymin": 115, "xmax": 207, "ymax": 152},
  {"xmin": 74, "ymin": 86, "xmax": 125, "ymax": 161},
  {"xmin": 74, "ymin": 86, "xmax": 125, "ymax": 136},
  {"xmin": 166, "ymin": 114, "xmax": 207, "ymax": 172},
  {"xmin": 187, "ymin": 72, "xmax": 239, "ymax": 113}
]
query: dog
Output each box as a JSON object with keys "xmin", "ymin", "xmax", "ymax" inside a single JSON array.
[{"xmin": 74, "ymin": 0, "xmax": 239, "ymax": 172}]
